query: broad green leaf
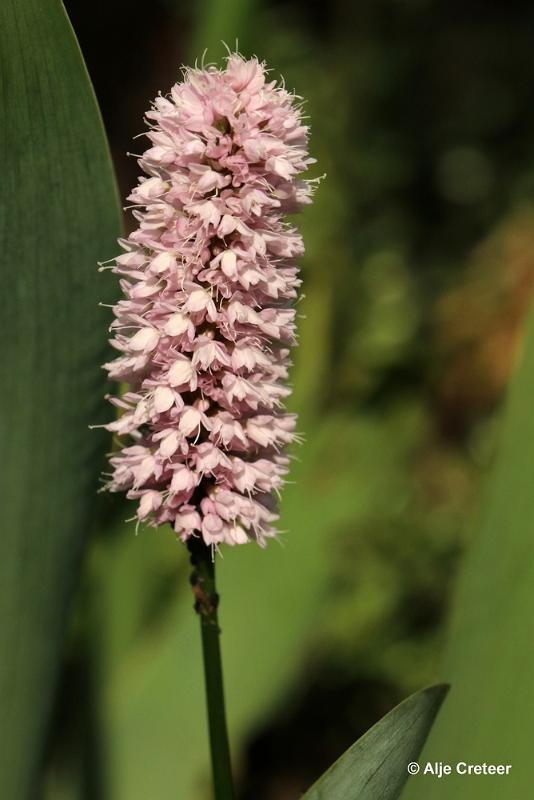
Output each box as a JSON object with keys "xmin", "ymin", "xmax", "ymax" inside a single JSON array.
[
  {"xmin": 404, "ymin": 306, "xmax": 534, "ymax": 800},
  {"xmin": 302, "ymin": 685, "xmax": 448, "ymax": 800},
  {"xmin": 0, "ymin": 1, "xmax": 121, "ymax": 797}
]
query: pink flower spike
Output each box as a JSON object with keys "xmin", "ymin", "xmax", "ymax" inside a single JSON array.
[{"xmin": 100, "ymin": 53, "xmax": 316, "ymax": 547}]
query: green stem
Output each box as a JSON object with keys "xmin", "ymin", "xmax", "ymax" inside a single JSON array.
[{"xmin": 188, "ymin": 538, "xmax": 235, "ymax": 800}]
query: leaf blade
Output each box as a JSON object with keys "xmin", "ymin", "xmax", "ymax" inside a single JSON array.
[
  {"xmin": 0, "ymin": 1, "xmax": 121, "ymax": 796},
  {"xmin": 404, "ymin": 306, "xmax": 534, "ymax": 799},
  {"xmin": 303, "ymin": 685, "xmax": 448, "ymax": 800}
]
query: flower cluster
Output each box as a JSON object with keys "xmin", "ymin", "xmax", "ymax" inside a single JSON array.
[{"xmin": 102, "ymin": 54, "xmax": 315, "ymax": 546}]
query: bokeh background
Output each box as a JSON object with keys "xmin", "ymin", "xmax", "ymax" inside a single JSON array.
[{"xmin": 42, "ymin": 1, "xmax": 534, "ymax": 797}]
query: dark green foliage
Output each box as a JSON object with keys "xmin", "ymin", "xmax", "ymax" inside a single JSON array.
[
  {"xmin": 0, "ymin": 1, "xmax": 121, "ymax": 796},
  {"xmin": 303, "ymin": 685, "xmax": 448, "ymax": 799},
  {"xmin": 405, "ymin": 310, "xmax": 534, "ymax": 799}
]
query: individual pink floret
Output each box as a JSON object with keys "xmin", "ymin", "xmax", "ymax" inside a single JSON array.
[{"xmin": 102, "ymin": 53, "xmax": 315, "ymax": 547}]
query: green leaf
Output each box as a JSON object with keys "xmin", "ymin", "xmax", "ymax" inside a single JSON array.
[
  {"xmin": 301, "ymin": 684, "xmax": 448, "ymax": 800},
  {"xmin": 403, "ymin": 308, "xmax": 534, "ymax": 799},
  {"xmin": 0, "ymin": 1, "xmax": 121, "ymax": 797}
]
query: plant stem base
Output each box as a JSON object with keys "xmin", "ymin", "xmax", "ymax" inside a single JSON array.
[{"xmin": 188, "ymin": 538, "xmax": 235, "ymax": 800}]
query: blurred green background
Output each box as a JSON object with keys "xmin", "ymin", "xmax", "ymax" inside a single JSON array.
[{"xmin": 35, "ymin": 0, "xmax": 534, "ymax": 797}]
